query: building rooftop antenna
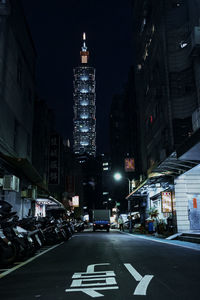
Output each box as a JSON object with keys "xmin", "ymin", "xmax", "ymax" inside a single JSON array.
[{"xmin": 80, "ymin": 32, "xmax": 89, "ymax": 63}]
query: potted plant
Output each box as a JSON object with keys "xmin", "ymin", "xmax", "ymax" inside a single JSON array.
[
  {"xmin": 146, "ymin": 207, "xmax": 159, "ymax": 233},
  {"xmin": 147, "ymin": 207, "xmax": 159, "ymax": 219}
]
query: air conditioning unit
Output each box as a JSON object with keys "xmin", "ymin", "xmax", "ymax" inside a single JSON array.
[
  {"xmin": 21, "ymin": 188, "xmax": 37, "ymax": 199},
  {"xmin": 191, "ymin": 26, "xmax": 200, "ymax": 56},
  {"xmin": 21, "ymin": 190, "xmax": 28, "ymax": 198},
  {"xmin": 3, "ymin": 175, "xmax": 20, "ymax": 192},
  {"xmin": 27, "ymin": 188, "xmax": 37, "ymax": 200}
]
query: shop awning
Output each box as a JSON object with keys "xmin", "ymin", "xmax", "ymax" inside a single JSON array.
[
  {"xmin": 151, "ymin": 152, "xmax": 199, "ymax": 176},
  {"xmin": 36, "ymin": 197, "xmax": 65, "ymax": 214},
  {"xmin": 36, "ymin": 196, "xmax": 65, "ymax": 209},
  {"xmin": 126, "ymin": 179, "xmax": 148, "ymax": 199},
  {"xmin": 126, "ymin": 151, "xmax": 199, "ymax": 200},
  {"xmin": 126, "ymin": 175, "xmax": 172, "ymax": 200}
]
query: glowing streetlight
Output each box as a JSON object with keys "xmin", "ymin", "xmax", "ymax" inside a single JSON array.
[
  {"xmin": 113, "ymin": 171, "xmax": 132, "ymax": 233},
  {"xmin": 113, "ymin": 172, "xmax": 122, "ymax": 181}
]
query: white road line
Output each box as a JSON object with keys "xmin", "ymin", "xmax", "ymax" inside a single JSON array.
[
  {"xmin": 0, "ymin": 242, "xmax": 64, "ymax": 279},
  {"xmin": 72, "ymin": 271, "xmax": 115, "ymax": 279},
  {"xmin": 65, "ymin": 286, "xmax": 119, "ymax": 298},
  {"xmin": 87, "ymin": 263, "xmax": 110, "ymax": 273},
  {"xmin": 124, "ymin": 263, "xmax": 142, "ymax": 281},
  {"xmin": 71, "ymin": 277, "xmax": 117, "ymax": 287}
]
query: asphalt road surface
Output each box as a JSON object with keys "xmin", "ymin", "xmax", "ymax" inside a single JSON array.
[{"xmin": 0, "ymin": 230, "xmax": 200, "ymax": 300}]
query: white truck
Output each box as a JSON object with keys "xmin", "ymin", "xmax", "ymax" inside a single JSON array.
[{"xmin": 92, "ymin": 209, "xmax": 111, "ymax": 232}]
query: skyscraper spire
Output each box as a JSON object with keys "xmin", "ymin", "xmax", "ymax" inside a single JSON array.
[
  {"xmin": 82, "ymin": 32, "xmax": 87, "ymax": 49},
  {"xmin": 80, "ymin": 32, "xmax": 89, "ymax": 64},
  {"xmin": 73, "ymin": 33, "xmax": 96, "ymax": 157}
]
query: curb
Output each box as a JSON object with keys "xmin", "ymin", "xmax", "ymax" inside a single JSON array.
[{"xmin": 120, "ymin": 230, "xmax": 200, "ymax": 251}]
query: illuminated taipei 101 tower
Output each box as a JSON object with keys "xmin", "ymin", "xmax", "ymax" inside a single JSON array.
[{"xmin": 73, "ymin": 33, "xmax": 96, "ymax": 157}]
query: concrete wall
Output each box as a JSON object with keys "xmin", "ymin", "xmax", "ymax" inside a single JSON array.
[{"xmin": 3, "ymin": 191, "xmax": 31, "ymax": 219}]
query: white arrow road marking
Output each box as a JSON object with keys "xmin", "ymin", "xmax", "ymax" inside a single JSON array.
[
  {"xmin": 134, "ymin": 275, "xmax": 154, "ymax": 296},
  {"xmin": 65, "ymin": 286, "xmax": 119, "ymax": 298},
  {"xmin": 124, "ymin": 263, "xmax": 142, "ymax": 281},
  {"xmin": 124, "ymin": 263, "xmax": 154, "ymax": 296},
  {"xmin": 66, "ymin": 263, "xmax": 119, "ymax": 298}
]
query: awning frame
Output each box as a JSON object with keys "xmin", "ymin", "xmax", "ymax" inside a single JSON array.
[{"xmin": 126, "ymin": 152, "xmax": 199, "ymax": 200}]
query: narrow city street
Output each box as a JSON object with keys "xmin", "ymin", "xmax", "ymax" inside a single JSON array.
[{"xmin": 0, "ymin": 230, "xmax": 200, "ymax": 300}]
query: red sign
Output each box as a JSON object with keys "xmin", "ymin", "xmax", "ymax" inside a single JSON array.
[
  {"xmin": 125, "ymin": 158, "xmax": 135, "ymax": 172},
  {"xmin": 193, "ymin": 198, "xmax": 197, "ymax": 209}
]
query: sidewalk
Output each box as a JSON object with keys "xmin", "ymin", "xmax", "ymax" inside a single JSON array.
[{"xmin": 120, "ymin": 229, "xmax": 200, "ymax": 251}]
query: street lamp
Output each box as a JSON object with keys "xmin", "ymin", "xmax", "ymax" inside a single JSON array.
[
  {"xmin": 113, "ymin": 172, "xmax": 132, "ymax": 233},
  {"xmin": 113, "ymin": 172, "xmax": 122, "ymax": 181}
]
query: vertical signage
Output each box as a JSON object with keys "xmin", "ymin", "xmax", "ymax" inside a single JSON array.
[
  {"xmin": 193, "ymin": 198, "xmax": 197, "ymax": 209},
  {"xmin": 161, "ymin": 192, "xmax": 172, "ymax": 213},
  {"xmin": 48, "ymin": 134, "xmax": 60, "ymax": 185},
  {"xmin": 125, "ymin": 158, "xmax": 135, "ymax": 172}
]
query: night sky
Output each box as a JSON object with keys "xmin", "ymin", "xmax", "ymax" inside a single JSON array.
[{"xmin": 21, "ymin": 0, "xmax": 133, "ymax": 154}]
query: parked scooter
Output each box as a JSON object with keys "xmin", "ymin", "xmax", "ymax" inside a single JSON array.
[
  {"xmin": 0, "ymin": 201, "xmax": 17, "ymax": 266},
  {"xmin": 0, "ymin": 217, "xmax": 17, "ymax": 266},
  {"xmin": 0, "ymin": 201, "xmax": 74, "ymax": 267},
  {"xmin": 2, "ymin": 214, "xmax": 35, "ymax": 261},
  {"xmin": 74, "ymin": 221, "xmax": 85, "ymax": 232},
  {"xmin": 19, "ymin": 217, "xmax": 44, "ymax": 250}
]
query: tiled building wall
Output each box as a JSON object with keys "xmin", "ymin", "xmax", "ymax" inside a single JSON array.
[{"xmin": 175, "ymin": 166, "xmax": 200, "ymax": 232}]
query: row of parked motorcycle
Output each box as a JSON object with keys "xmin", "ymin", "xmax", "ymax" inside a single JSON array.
[{"xmin": 0, "ymin": 200, "xmax": 85, "ymax": 267}]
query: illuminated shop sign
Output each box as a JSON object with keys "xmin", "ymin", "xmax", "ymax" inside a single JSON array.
[
  {"xmin": 161, "ymin": 192, "xmax": 172, "ymax": 213},
  {"xmin": 72, "ymin": 196, "xmax": 79, "ymax": 207},
  {"xmin": 125, "ymin": 158, "xmax": 135, "ymax": 172},
  {"xmin": 36, "ymin": 200, "xmax": 56, "ymax": 205}
]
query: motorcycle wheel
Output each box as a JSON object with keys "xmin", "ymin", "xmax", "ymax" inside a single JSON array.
[{"xmin": 0, "ymin": 243, "xmax": 17, "ymax": 266}]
